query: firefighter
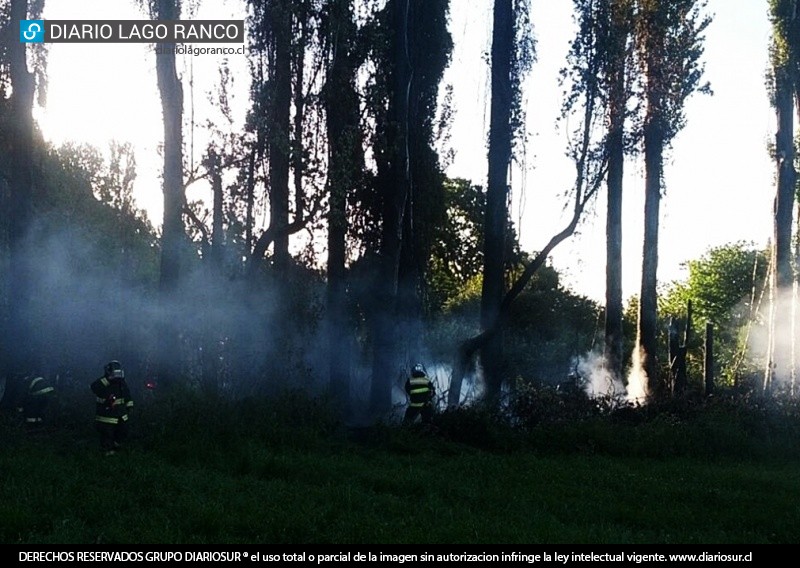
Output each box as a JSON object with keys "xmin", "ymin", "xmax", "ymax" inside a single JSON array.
[
  {"xmin": 17, "ymin": 372, "xmax": 55, "ymax": 431},
  {"xmin": 91, "ymin": 360, "xmax": 134, "ymax": 456},
  {"xmin": 403, "ymin": 363, "xmax": 435, "ymax": 424}
]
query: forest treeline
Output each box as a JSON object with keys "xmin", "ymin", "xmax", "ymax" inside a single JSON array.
[{"xmin": 0, "ymin": 0, "xmax": 798, "ymax": 424}]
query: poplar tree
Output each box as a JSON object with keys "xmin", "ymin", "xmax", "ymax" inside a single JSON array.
[{"xmin": 633, "ymin": 0, "xmax": 710, "ymax": 397}]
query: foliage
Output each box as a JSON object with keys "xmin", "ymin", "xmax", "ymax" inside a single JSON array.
[
  {"xmin": 504, "ymin": 377, "xmax": 604, "ymax": 430},
  {"xmin": 503, "ymin": 275, "xmax": 601, "ymax": 382},
  {"xmin": 509, "ymin": 0, "xmax": 536, "ymax": 154},
  {"xmin": 561, "ymin": 0, "xmax": 635, "ymax": 151},
  {"xmin": 28, "ymin": 142, "xmax": 160, "ymax": 378},
  {"xmin": 427, "ymin": 178, "xmax": 485, "ymax": 312},
  {"xmin": 39, "ymin": 142, "xmax": 158, "ymax": 284},
  {"xmin": 768, "ymin": 0, "xmax": 800, "ymax": 73},
  {"xmin": 428, "ymin": 262, "xmax": 601, "ymax": 384},
  {"xmin": 633, "ymin": 0, "xmax": 713, "ymax": 146},
  {"xmin": 659, "ymin": 242, "xmax": 769, "ymax": 386}
]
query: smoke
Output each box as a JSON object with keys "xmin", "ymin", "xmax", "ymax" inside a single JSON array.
[
  {"xmin": 744, "ymin": 285, "xmax": 795, "ymax": 390},
  {"xmin": 18, "ymin": 216, "xmax": 289, "ymax": 398},
  {"xmin": 571, "ymin": 348, "xmax": 648, "ymax": 405},
  {"xmin": 575, "ymin": 350, "xmax": 626, "ymax": 401},
  {"xmin": 624, "ymin": 346, "xmax": 649, "ymax": 404},
  {"xmin": 428, "ymin": 361, "xmax": 484, "ymax": 408}
]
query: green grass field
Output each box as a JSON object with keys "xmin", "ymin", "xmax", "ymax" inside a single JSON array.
[{"xmin": 2, "ymin": 389, "xmax": 799, "ymax": 544}]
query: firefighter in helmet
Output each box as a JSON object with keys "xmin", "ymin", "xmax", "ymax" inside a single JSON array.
[
  {"xmin": 91, "ymin": 360, "xmax": 134, "ymax": 456},
  {"xmin": 17, "ymin": 372, "xmax": 55, "ymax": 431},
  {"xmin": 403, "ymin": 363, "xmax": 435, "ymax": 424}
]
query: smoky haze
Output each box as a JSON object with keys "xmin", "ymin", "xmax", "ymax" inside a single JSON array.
[{"xmin": 21, "ymin": 213, "xmax": 302, "ymax": 401}]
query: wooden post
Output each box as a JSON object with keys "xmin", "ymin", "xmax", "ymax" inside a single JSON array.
[
  {"xmin": 704, "ymin": 322, "xmax": 714, "ymax": 396},
  {"xmin": 671, "ymin": 301, "xmax": 692, "ymax": 396},
  {"xmin": 669, "ymin": 317, "xmax": 679, "ymax": 395},
  {"xmin": 676, "ymin": 301, "xmax": 692, "ymax": 395}
]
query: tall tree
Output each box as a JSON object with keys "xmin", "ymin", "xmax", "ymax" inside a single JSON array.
[
  {"xmin": 267, "ymin": 0, "xmax": 292, "ymax": 270},
  {"xmin": 365, "ymin": 0, "xmax": 452, "ymax": 416},
  {"xmin": 396, "ymin": 0, "xmax": 451, "ymax": 365},
  {"xmin": 323, "ymin": 0, "xmax": 363, "ymax": 410},
  {"xmin": 247, "ymin": 0, "xmax": 320, "ymax": 277},
  {"xmin": 449, "ymin": 0, "xmax": 617, "ymax": 407},
  {"xmin": 602, "ymin": 0, "xmax": 633, "ymax": 382},
  {"xmin": 564, "ymin": 0, "xmax": 634, "ymax": 385},
  {"xmin": 369, "ymin": 0, "xmax": 412, "ymax": 417},
  {"xmin": 633, "ymin": 0, "xmax": 710, "ymax": 398},
  {"xmin": 766, "ymin": 0, "xmax": 798, "ymax": 391},
  {"xmin": 154, "ymin": 0, "xmax": 186, "ymax": 384},
  {"xmin": 5, "ymin": 0, "xmax": 39, "ymax": 376},
  {"xmin": 480, "ymin": 0, "xmax": 517, "ymax": 404}
]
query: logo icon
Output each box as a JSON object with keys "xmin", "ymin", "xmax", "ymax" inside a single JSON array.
[{"xmin": 20, "ymin": 20, "xmax": 44, "ymax": 43}]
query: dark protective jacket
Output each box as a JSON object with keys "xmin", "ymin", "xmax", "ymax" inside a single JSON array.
[
  {"xmin": 405, "ymin": 374, "xmax": 435, "ymax": 408},
  {"xmin": 91, "ymin": 376, "xmax": 134, "ymax": 425}
]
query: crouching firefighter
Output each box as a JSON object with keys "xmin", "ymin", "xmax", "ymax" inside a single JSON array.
[
  {"xmin": 403, "ymin": 364, "xmax": 436, "ymax": 425},
  {"xmin": 91, "ymin": 361, "xmax": 134, "ymax": 456}
]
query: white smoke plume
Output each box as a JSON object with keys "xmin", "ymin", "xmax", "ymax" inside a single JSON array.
[
  {"xmin": 574, "ymin": 350, "xmax": 626, "ymax": 403},
  {"xmin": 625, "ymin": 346, "xmax": 649, "ymax": 404}
]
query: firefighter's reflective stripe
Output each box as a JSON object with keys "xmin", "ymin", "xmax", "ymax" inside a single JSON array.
[
  {"xmin": 96, "ymin": 415, "xmax": 119, "ymax": 424},
  {"xmin": 25, "ymin": 417, "xmax": 42, "ymax": 423},
  {"xmin": 29, "ymin": 377, "xmax": 54, "ymax": 396},
  {"xmin": 96, "ymin": 414, "xmax": 129, "ymax": 425},
  {"xmin": 407, "ymin": 377, "xmax": 433, "ymax": 407},
  {"xmin": 97, "ymin": 397, "xmax": 132, "ymax": 407}
]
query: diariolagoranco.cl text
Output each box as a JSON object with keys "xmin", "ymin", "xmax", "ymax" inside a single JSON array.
[{"xmin": 154, "ymin": 45, "xmax": 246, "ymax": 56}]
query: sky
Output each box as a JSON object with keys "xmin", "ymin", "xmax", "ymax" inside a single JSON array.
[{"xmin": 33, "ymin": 0, "xmax": 777, "ymax": 304}]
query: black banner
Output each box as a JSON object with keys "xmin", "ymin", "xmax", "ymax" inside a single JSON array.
[{"xmin": 2, "ymin": 544, "xmax": 772, "ymax": 566}]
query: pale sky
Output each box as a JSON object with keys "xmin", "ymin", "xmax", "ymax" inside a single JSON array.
[{"xmin": 34, "ymin": 0, "xmax": 776, "ymax": 304}]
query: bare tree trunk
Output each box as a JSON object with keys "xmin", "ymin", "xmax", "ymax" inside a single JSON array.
[
  {"xmin": 5, "ymin": 0, "xmax": 37, "ymax": 377},
  {"xmin": 155, "ymin": 0, "xmax": 186, "ymax": 385},
  {"xmin": 480, "ymin": 0, "xmax": 514, "ymax": 405},
  {"xmin": 704, "ymin": 322, "xmax": 714, "ymax": 396},
  {"xmin": 668, "ymin": 301, "xmax": 691, "ymax": 396},
  {"xmin": 638, "ymin": 115, "xmax": 663, "ymax": 398},
  {"xmin": 668, "ymin": 317, "xmax": 678, "ymax": 394},
  {"xmin": 771, "ymin": 63, "xmax": 795, "ymax": 390},
  {"xmin": 269, "ymin": 0, "xmax": 292, "ymax": 271},
  {"xmin": 245, "ymin": 148, "xmax": 255, "ymax": 256},
  {"xmin": 604, "ymin": 97, "xmax": 624, "ymax": 381},
  {"xmin": 765, "ymin": 248, "xmax": 777, "ymax": 392},
  {"xmin": 325, "ymin": 0, "xmax": 362, "ymax": 412},
  {"xmin": 293, "ymin": 15, "xmax": 306, "ymax": 226},
  {"xmin": 370, "ymin": 0, "xmax": 412, "ymax": 417},
  {"xmin": 603, "ymin": 0, "xmax": 629, "ymax": 384},
  {"xmin": 209, "ymin": 150, "xmax": 224, "ymax": 269}
]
